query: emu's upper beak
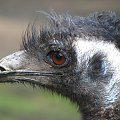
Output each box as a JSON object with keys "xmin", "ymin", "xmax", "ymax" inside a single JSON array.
[
  {"xmin": 0, "ymin": 51, "xmax": 26, "ymax": 72},
  {"xmin": 0, "ymin": 50, "xmax": 62, "ymax": 85},
  {"xmin": 0, "ymin": 50, "xmax": 35, "ymax": 83}
]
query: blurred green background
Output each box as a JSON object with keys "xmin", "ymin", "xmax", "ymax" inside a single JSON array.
[{"xmin": 0, "ymin": 0, "xmax": 120, "ymax": 120}]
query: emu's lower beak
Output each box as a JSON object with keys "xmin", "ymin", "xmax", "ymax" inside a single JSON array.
[{"xmin": 0, "ymin": 50, "xmax": 62, "ymax": 85}]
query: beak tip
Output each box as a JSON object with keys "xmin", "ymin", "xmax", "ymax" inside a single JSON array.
[
  {"xmin": 0, "ymin": 66, "xmax": 7, "ymax": 72},
  {"xmin": 0, "ymin": 50, "xmax": 26, "ymax": 71}
]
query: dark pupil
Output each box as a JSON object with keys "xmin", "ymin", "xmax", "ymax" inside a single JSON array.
[{"xmin": 55, "ymin": 52, "xmax": 63, "ymax": 60}]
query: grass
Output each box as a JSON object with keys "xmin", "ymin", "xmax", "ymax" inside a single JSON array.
[{"xmin": 0, "ymin": 84, "xmax": 80, "ymax": 120}]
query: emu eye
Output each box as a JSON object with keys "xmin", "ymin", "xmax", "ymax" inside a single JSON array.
[{"xmin": 47, "ymin": 51, "xmax": 66, "ymax": 65}]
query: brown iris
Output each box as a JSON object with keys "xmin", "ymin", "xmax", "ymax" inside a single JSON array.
[{"xmin": 49, "ymin": 51, "xmax": 66, "ymax": 65}]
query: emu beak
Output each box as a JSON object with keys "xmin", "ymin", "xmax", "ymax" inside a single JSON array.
[
  {"xmin": 0, "ymin": 50, "xmax": 62, "ymax": 85},
  {"xmin": 0, "ymin": 51, "xmax": 26, "ymax": 72},
  {"xmin": 0, "ymin": 50, "xmax": 30, "ymax": 83}
]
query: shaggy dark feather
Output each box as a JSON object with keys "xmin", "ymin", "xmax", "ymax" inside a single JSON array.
[{"xmin": 23, "ymin": 11, "xmax": 120, "ymax": 53}]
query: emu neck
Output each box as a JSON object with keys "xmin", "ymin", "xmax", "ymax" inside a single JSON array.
[{"xmin": 80, "ymin": 102, "xmax": 120, "ymax": 120}]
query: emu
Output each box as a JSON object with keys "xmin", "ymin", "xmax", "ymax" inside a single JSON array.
[{"xmin": 0, "ymin": 11, "xmax": 120, "ymax": 120}]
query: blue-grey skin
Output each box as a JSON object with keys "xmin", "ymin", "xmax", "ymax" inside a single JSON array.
[{"xmin": 0, "ymin": 11, "xmax": 120, "ymax": 120}]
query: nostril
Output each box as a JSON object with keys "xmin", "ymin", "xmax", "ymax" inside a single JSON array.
[{"xmin": 0, "ymin": 66, "xmax": 6, "ymax": 71}]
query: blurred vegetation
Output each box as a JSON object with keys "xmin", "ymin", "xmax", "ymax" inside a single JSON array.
[{"xmin": 0, "ymin": 84, "xmax": 80, "ymax": 120}]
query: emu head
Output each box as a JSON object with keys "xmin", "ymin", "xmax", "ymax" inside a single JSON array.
[{"xmin": 0, "ymin": 11, "xmax": 120, "ymax": 119}]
